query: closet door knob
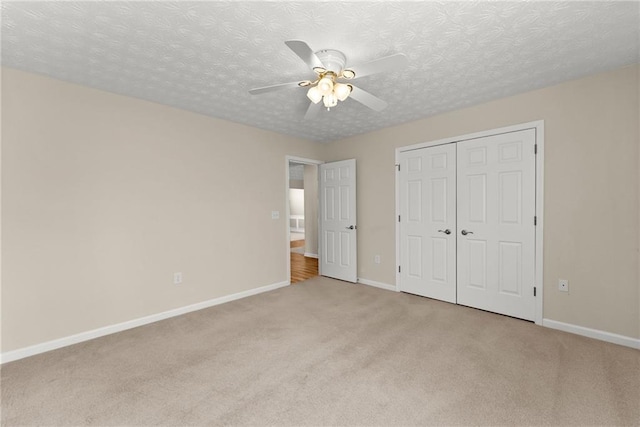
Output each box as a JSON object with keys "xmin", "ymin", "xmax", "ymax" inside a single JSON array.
[
  {"xmin": 437, "ymin": 229, "xmax": 451, "ymax": 235},
  {"xmin": 461, "ymin": 230, "xmax": 474, "ymax": 236}
]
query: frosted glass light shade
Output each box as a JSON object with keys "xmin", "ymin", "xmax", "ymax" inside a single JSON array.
[
  {"xmin": 307, "ymin": 86, "xmax": 322, "ymax": 104},
  {"xmin": 334, "ymin": 83, "xmax": 352, "ymax": 101},
  {"xmin": 317, "ymin": 76, "xmax": 334, "ymax": 96},
  {"xmin": 323, "ymin": 92, "xmax": 338, "ymax": 108}
]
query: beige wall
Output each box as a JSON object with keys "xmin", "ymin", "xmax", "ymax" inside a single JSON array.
[
  {"xmin": 289, "ymin": 179, "xmax": 304, "ymax": 190},
  {"xmin": 289, "ymin": 189, "xmax": 305, "ymax": 217},
  {"xmin": 303, "ymin": 164, "xmax": 319, "ymax": 256},
  {"xmin": 1, "ymin": 68, "xmax": 322, "ymax": 352},
  {"xmin": 2, "ymin": 65, "xmax": 639, "ymax": 355},
  {"xmin": 325, "ymin": 65, "xmax": 640, "ymax": 339}
]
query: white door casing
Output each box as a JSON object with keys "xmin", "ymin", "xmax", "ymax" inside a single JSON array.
[
  {"xmin": 320, "ymin": 159, "xmax": 357, "ymax": 283},
  {"xmin": 285, "ymin": 156, "xmax": 324, "ymax": 285},
  {"xmin": 456, "ymin": 129, "xmax": 536, "ymax": 320},
  {"xmin": 399, "ymin": 145, "xmax": 457, "ymax": 303}
]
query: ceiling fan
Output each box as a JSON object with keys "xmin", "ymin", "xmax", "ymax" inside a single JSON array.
[{"xmin": 249, "ymin": 40, "xmax": 407, "ymax": 120}]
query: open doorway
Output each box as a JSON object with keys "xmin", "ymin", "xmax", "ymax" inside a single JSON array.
[{"xmin": 286, "ymin": 157, "xmax": 322, "ymax": 284}]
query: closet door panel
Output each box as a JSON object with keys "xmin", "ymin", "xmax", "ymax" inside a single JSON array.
[
  {"xmin": 399, "ymin": 144, "xmax": 456, "ymax": 303},
  {"xmin": 457, "ymin": 129, "xmax": 536, "ymax": 321}
]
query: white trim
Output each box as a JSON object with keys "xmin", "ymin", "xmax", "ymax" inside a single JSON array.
[
  {"xmin": 0, "ymin": 280, "xmax": 289, "ymax": 364},
  {"xmin": 543, "ymin": 319, "xmax": 640, "ymax": 350},
  {"xmin": 534, "ymin": 123, "xmax": 545, "ymax": 325},
  {"xmin": 285, "ymin": 156, "xmax": 323, "ymax": 284},
  {"xmin": 397, "ymin": 120, "xmax": 545, "ymax": 153},
  {"xmin": 358, "ymin": 278, "xmax": 397, "ymax": 292},
  {"xmin": 395, "ymin": 120, "xmax": 545, "ymax": 324},
  {"xmin": 303, "ymin": 252, "xmax": 318, "ymax": 259},
  {"xmin": 286, "ymin": 156, "xmax": 324, "ymax": 165}
]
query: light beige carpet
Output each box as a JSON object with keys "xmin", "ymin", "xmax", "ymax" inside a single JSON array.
[{"xmin": 2, "ymin": 276, "xmax": 639, "ymax": 426}]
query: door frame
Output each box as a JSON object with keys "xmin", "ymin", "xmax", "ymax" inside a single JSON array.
[
  {"xmin": 395, "ymin": 120, "xmax": 545, "ymax": 325},
  {"xmin": 285, "ymin": 155, "xmax": 324, "ymax": 285}
]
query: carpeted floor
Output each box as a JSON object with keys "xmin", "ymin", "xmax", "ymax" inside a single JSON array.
[{"xmin": 2, "ymin": 276, "xmax": 639, "ymax": 426}]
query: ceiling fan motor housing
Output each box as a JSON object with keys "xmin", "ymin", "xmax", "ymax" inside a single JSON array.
[{"xmin": 315, "ymin": 49, "xmax": 347, "ymax": 74}]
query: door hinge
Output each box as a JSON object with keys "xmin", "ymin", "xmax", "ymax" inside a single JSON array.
[
  {"xmin": 534, "ymin": 286, "xmax": 537, "ymax": 297},
  {"xmin": 398, "ymin": 215, "xmax": 401, "ymax": 222},
  {"xmin": 397, "ymin": 164, "xmax": 401, "ymax": 171},
  {"xmin": 534, "ymin": 144, "xmax": 538, "ymax": 155},
  {"xmin": 534, "ymin": 216, "xmax": 537, "ymax": 226},
  {"xmin": 398, "ymin": 266, "xmax": 401, "ymax": 273}
]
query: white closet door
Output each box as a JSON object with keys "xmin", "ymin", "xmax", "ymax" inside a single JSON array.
[
  {"xmin": 320, "ymin": 159, "xmax": 357, "ymax": 283},
  {"xmin": 399, "ymin": 144, "xmax": 456, "ymax": 303},
  {"xmin": 456, "ymin": 129, "xmax": 536, "ymax": 320}
]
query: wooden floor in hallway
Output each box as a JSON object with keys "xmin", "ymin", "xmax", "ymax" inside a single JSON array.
[{"xmin": 290, "ymin": 239, "xmax": 318, "ymax": 284}]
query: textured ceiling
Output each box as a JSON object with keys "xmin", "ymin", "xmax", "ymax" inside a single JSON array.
[{"xmin": 2, "ymin": 1, "xmax": 639, "ymax": 143}]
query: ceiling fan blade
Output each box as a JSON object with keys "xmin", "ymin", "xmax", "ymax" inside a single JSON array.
[
  {"xmin": 249, "ymin": 81, "xmax": 303, "ymax": 95},
  {"xmin": 348, "ymin": 53, "xmax": 408, "ymax": 79},
  {"xmin": 304, "ymin": 101, "xmax": 322, "ymax": 120},
  {"xmin": 285, "ymin": 40, "xmax": 324, "ymax": 70},
  {"xmin": 349, "ymin": 86, "xmax": 388, "ymax": 112}
]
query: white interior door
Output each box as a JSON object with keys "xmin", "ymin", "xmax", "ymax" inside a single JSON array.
[
  {"xmin": 456, "ymin": 129, "xmax": 536, "ymax": 320},
  {"xmin": 320, "ymin": 159, "xmax": 357, "ymax": 283},
  {"xmin": 399, "ymin": 145, "xmax": 457, "ymax": 303}
]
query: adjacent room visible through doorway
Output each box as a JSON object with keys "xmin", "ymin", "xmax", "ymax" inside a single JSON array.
[{"xmin": 288, "ymin": 160, "xmax": 319, "ymax": 283}]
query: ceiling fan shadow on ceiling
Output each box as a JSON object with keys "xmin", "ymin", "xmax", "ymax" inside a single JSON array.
[{"xmin": 249, "ymin": 40, "xmax": 407, "ymax": 120}]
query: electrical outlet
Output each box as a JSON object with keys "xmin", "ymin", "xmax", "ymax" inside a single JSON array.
[
  {"xmin": 374, "ymin": 255, "xmax": 381, "ymax": 264},
  {"xmin": 174, "ymin": 272, "xmax": 183, "ymax": 285},
  {"xmin": 558, "ymin": 279, "xmax": 569, "ymax": 292}
]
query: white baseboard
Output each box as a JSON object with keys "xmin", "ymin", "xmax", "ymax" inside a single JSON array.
[
  {"xmin": 303, "ymin": 252, "xmax": 318, "ymax": 259},
  {"xmin": 357, "ymin": 278, "xmax": 397, "ymax": 292},
  {"xmin": 1, "ymin": 280, "xmax": 290, "ymax": 364},
  {"xmin": 543, "ymin": 318, "xmax": 640, "ymax": 350}
]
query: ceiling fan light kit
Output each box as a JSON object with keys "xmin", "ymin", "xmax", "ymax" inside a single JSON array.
[
  {"xmin": 323, "ymin": 92, "xmax": 338, "ymax": 109},
  {"xmin": 306, "ymin": 85, "xmax": 322, "ymax": 103},
  {"xmin": 249, "ymin": 40, "xmax": 407, "ymax": 117},
  {"xmin": 317, "ymin": 75, "xmax": 334, "ymax": 95},
  {"xmin": 334, "ymin": 83, "xmax": 352, "ymax": 101},
  {"xmin": 306, "ymin": 71, "xmax": 353, "ymax": 110},
  {"xmin": 341, "ymin": 69, "xmax": 356, "ymax": 79}
]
